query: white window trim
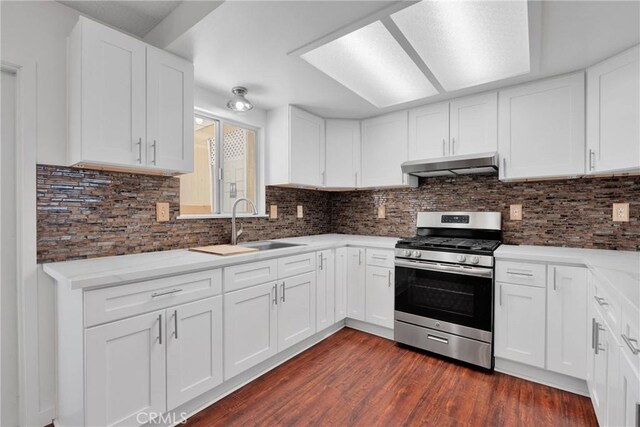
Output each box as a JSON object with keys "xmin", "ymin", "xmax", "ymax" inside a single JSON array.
[{"xmin": 179, "ymin": 108, "xmax": 266, "ymax": 218}]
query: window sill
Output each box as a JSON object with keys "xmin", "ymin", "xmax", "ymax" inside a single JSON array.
[{"xmin": 177, "ymin": 213, "xmax": 269, "ymax": 220}]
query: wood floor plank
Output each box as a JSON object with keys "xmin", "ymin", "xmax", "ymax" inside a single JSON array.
[{"xmin": 185, "ymin": 328, "xmax": 597, "ymax": 427}]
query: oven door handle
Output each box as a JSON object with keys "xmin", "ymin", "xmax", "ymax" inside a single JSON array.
[{"xmin": 394, "ymin": 259, "xmax": 493, "ymax": 278}]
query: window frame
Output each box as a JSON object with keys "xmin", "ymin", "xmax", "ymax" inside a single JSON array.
[{"xmin": 179, "ymin": 110, "xmax": 265, "ymax": 219}]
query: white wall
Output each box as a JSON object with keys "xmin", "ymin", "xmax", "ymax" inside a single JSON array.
[{"xmin": 1, "ymin": 0, "xmax": 80, "ymax": 166}]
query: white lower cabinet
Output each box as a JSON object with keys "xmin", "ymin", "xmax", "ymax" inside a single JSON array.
[
  {"xmin": 547, "ymin": 265, "xmax": 588, "ymax": 379},
  {"xmin": 619, "ymin": 351, "xmax": 640, "ymax": 427},
  {"xmin": 166, "ymin": 297, "xmax": 223, "ymax": 410},
  {"xmin": 278, "ymin": 272, "xmax": 317, "ymax": 351},
  {"xmin": 316, "ymin": 250, "xmax": 335, "ymax": 331},
  {"xmin": 224, "ymin": 282, "xmax": 278, "ymax": 379},
  {"xmin": 85, "ymin": 310, "xmax": 167, "ymax": 427},
  {"xmin": 347, "ymin": 247, "xmax": 366, "ymax": 321},
  {"xmin": 365, "ymin": 265, "xmax": 394, "ymax": 329},
  {"xmin": 334, "ymin": 247, "xmax": 348, "ymax": 321},
  {"xmin": 495, "ymin": 282, "xmax": 546, "ymax": 368}
]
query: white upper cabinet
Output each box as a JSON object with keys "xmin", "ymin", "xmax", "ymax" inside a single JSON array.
[
  {"xmin": 361, "ymin": 111, "xmax": 417, "ymax": 188},
  {"xmin": 587, "ymin": 45, "xmax": 640, "ymax": 174},
  {"xmin": 408, "ymin": 102, "xmax": 449, "ymax": 160},
  {"xmin": 498, "ymin": 73, "xmax": 585, "ymax": 180},
  {"xmin": 68, "ymin": 17, "xmax": 194, "ymax": 175},
  {"xmin": 146, "ymin": 47, "xmax": 194, "ymax": 174},
  {"xmin": 266, "ymin": 105, "xmax": 325, "ymax": 188},
  {"xmin": 449, "ymin": 92, "xmax": 497, "ymax": 156},
  {"xmin": 325, "ymin": 120, "xmax": 361, "ymax": 188}
]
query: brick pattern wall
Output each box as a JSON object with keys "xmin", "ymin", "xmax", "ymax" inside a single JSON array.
[
  {"xmin": 37, "ymin": 165, "xmax": 640, "ymax": 263},
  {"xmin": 37, "ymin": 165, "xmax": 331, "ymax": 263},
  {"xmin": 330, "ymin": 174, "xmax": 640, "ymax": 251}
]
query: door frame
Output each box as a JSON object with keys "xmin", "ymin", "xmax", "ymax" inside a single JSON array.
[{"xmin": 1, "ymin": 60, "xmax": 43, "ymax": 426}]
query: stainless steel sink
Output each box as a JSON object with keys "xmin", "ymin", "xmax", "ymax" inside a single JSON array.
[{"xmin": 238, "ymin": 241, "xmax": 304, "ymax": 251}]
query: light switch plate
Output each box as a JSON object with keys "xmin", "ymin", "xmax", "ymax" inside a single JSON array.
[
  {"xmin": 270, "ymin": 205, "xmax": 278, "ymax": 220},
  {"xmin": 297, "ymin": 205, "xmax": 304, "ymax": 218},
  {"xmin": 613, "ymin": 203, "xmax": 629, "ymax": 222},
  {"xmin": 377, "ymin": 205, "xmax": 386, "ymax": 219},
  {"xmin": 510, "ymin": 204, "xmax": 523, "ymax": 221},
  {"xmin": 156, "ymin": 202, "xmax": 170, "ymax": 222}
]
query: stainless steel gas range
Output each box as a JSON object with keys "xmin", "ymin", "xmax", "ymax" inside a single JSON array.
[{"xmin": 394, "ymin": 211, "xmax": 502, "ymax": 370}]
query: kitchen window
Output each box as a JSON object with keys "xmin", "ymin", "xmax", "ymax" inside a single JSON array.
[{"xmin": 179, "ymin": 113, "xmax": 261, "ymax": 216}]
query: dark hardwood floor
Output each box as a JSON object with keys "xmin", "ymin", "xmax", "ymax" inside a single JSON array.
[{"xmin": 186, "ymin": 328, "xmax": 597, "ymax": 427}]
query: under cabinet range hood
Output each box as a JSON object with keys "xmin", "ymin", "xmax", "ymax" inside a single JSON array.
[{"xmin": 401, "ymin": 152, "xmax": 499, "ymax": 177}]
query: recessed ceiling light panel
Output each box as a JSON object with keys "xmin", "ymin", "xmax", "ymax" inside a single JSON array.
[
  {"xmin": 301, "ymin": 21, "xmax": 439, "ymax": 108},
  {"xmin": 391, "ymin": 0, "xmax": 530, "ymax": 91}
]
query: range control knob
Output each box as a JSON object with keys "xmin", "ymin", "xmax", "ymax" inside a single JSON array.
[
  {"xmin": 469, "ymin": 256, "xmax": 480, "ymax": 265},
  {"xmin": 456, "ymin": 254, "xmax": 467, "ymax": 262},
  {"xmin": 403, "ymin": 250, "xmax": 411, "ymax": 257},
  {"xmin": 412, "ymin": 251, "xmax": 422, "ymax": 258}
]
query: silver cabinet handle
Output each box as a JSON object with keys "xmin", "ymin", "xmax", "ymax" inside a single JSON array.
[
  {"xmin": 589, "ymin": 149, "xmax": 595, "ymax": 171},
  {"xmin": 506, "ymin": 269, "xmax": 533, "ymax": 277},
  {"xmin": 173, "ymin": 310, "xmax": 178, "ymax": 339},
  {"xmin": 152, "ymin": 140, "xmax": 157, "ymax": 165},
  {"xmin": 158, "ymin": 314, "xmax": 163, "ymax": 344},
  {"xmin": 388, "ymin": 270, "xmax": 392, "ymax": 287},
  {"xmin": 321, "ymin": 171, "xmax": 326, "ymax": 186},
  {"xmin": 594, "ymin": 296, "xmax": 608, "ymax": 306},
  {"xmin": 622, "ymin": 334, "xmax": 640, "ymax": 355},
  {"xmin": 273, "ymin": 284, "xmax": 278, "ymax": 305},
  {"xmin": 591, "ymin": 318, "xmax": 596, "ymax": 349},
  {"xmin": 151, "ymin": 288, "xmax": 183, "ymax": 298},
  {"xmin": 442, "ymin": 139, "xmax": 446, "ymax": 156},
  {"xmin": 451, "ymin": 137, "xmax": 455, "ymax": 155},
  {"xmin": 319, "ymin": 253, "xmax": 323, "ymax": 270},
  {"xmin": 499, "ymin": 284, "xmax": 503, "ymax": 306},
  {"xmin": 354, "ymin": 172, "xmax": 358, "ymax": 186},
  {"xmin": 502, "ymin": 157, "xmax": 507, "ymax": 177},
  {"xmin": 427, "ymin": 334, "xmax": 449, "ymax": 344},
  {"xmin": 281, "ymin": 281, "xmax": 285, "ymax": 303},
  {"xmin": 137, "ymin": 137, "xmax": 143, "ymax": 163},
  {"xmin": 552, "ymin": 267, "xmax": 557, "ymax": 291},
  {"xmin": 359, "ymin": 249, "xmax": 362, "ymax": 265}
]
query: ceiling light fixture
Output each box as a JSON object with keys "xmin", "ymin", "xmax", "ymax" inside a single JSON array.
[
  {"xmin": 226, "ymin": 86, "xmax": 254, "ymax": 112},
  {"xmin": 391, "ymin": 0, "xmax": 530, "ymax": 92},
  {"xmin": 301, "ymin": 21, "xmax": 438, "ymax": 108}
]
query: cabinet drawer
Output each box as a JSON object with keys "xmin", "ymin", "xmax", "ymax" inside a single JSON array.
[
  {"xmin": 224, "ymin": 259, "xmax": 278, "ymax": 293},
  {"xmin": 84, "ymin": 269, "xmax": 221, "ymax": 327},
  {"xmin": 366, "ymin": 248, "xmax": 395, "ymax": 268},
  {"xmin": 620, "ymin": 300, "xmax": 640, "ymax": 370},
  {"xmin": 278, "ymin": 252, "xmax": 316, "ymax": 278},
  {"xmin": 496, "ymin": 261, "xmax": 547, "ymax": 288},
  {"xmin": 590, "ymin": 273, "xmax": 621, "ymax": 336}
]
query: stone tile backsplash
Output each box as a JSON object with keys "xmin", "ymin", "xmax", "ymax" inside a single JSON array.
[{"xmin": 37, "ymin": 165, "xmax": 639, "ymax": 263}]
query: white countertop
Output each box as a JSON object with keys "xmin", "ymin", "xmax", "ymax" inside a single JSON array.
[
  {"xmin": 495, "ymin": 245, "xmax": 640, "ymax": 310},
  {"xmin": 43, "ymin": 234, "xmax": 398, "ymax": 290}
]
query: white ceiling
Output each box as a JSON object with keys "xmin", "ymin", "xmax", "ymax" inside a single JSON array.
[
  {"xmin": 163, "ymin": 0, "xmax": 639, "ymax": 119},
  {"xmin": 58, "ymin": 1, "xmax": 182, "ymax": 38}
]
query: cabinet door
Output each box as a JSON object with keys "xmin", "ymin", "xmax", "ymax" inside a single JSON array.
[
  {"xmin": 365, "ymin": 266, "xmax": 394, "ymax": 329},
  {"xmin": 619, "ymin": 352, "xmax": 640, "ymax": 427},
  {"xmin": 494, "ymin": 283, "xmax": 546, "ymax": 367},
  {"xmin": 81, "ymin": 18, "xmax": 146, "ymax": 167},
  {"xmin": 325, "ymin": 120, "xmax": 360, "ymax": 187},
  {"xmin": 146, "ymin": 47, "xmax": 194, "ymax": 173},
  {"xmin": 499, "ymin": 73, "xmax": 585, "ymax": 180},
  {"xmin": 316, "ymin": 250, "xmax": 335, "ymax": 332},
  {"xmin": 85, "ymin": 310, "xmax": 166, "ymax": 427},
  {"xmin": 290, "ymin": 106, "xmax": 325, "ymax": 187},
  {"xmin": 587, "ymin": 45, "xmax": 640, "ymax": 174},
  {"xmin": 278, "ymin": 272, "xmax": 316, "ymax": 351},
  {"xmin": 408, "ymin": 102, "xmax": 449, "ymax": 160},
  {"xmin": 335, "ymin": 247, "xmax": 348, "ymax": 322},
  {"xmin": 224, "ymin": 282, "xmax": 278, "ymax": 379},
  {"xmin": 361, "ymin": 111, "xmax": 409, "ymax": 187},
  {"xmin": 347, "ymin": 248, "xmax": 366, "ymax": 321},
  {"xmin": 547, "ymin": 265, "xmax": 588, "ymax": 379},
  {"xmin": 589, "ymin": 306, "xmax": 609, "ymax": 425},
  {"xmin": 166, "ymin": 297, "xmax": 223, "ymax": 410},
  {"xmin": 449, "ymin": 92, "xmax": 497, "ymax": 156}
]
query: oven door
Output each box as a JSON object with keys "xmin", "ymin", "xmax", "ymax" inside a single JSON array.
[{"xmin": 394, "ymin": 258, "xmax": 493, "ymax": 339}]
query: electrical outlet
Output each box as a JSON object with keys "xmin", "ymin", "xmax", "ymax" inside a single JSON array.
[
  {"xmin": 269, "ymin": 205, "xmax": 278, "ymax": 220},
  {"xmin": 613, "ymin": 203, "xmax": 629, "ymax": 222},
  {"xmin": 297, "ymin": 205, "xmax": 304, "ymax": 218},
  {"xmin": 156, "ymin": 202, "xmax": 170, "ymax": 222},
  {"xmin": 377, "ymin": 205, "xmax": 386, "ymax": 219},
  {"xmin": 510, "ymin": 204, "xmax": 523, "ymax": 221}
]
